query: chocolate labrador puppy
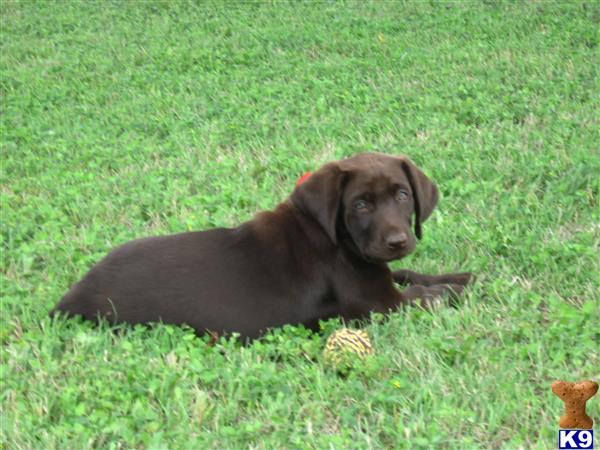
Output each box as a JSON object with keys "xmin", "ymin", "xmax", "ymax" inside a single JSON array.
[{"xmin": 52, "ymin": 152, "xmax": 471, "ymax": 339}]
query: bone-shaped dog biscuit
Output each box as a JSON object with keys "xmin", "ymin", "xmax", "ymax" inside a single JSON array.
[{"xmin": 551, "ymin": 380, "xmax": 598, "ymax": 429}]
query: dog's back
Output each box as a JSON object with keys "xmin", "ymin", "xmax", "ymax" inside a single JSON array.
[{"xmin": 51, "ymin": 203, "xmax": 337, "ymax": 339}]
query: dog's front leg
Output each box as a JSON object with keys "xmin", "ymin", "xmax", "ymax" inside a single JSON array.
[
  {"xmin": 337, "ymin": 282, "xmax": 464, "ymax": 321},
  {"xmin": 335, "ymin": 271, "xmax": 465, "ymax": 322},
  {"xmin": 392, "ymin": 269, "xmax": 472, "ymax": 287}
]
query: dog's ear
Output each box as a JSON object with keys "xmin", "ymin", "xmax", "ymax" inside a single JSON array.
[
  {"xmin": 400, "ymin": 157, "xmax": 438, "ymax": 239},
  {"xmin": 291, "ymin": 162, "xmax": 347, "ymax": 245}
]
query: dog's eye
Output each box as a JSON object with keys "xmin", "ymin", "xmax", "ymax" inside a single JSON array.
[
  {"xmin": 396, "ymin": 191, "xmax": 409, "ymax": 201},
  {"xmin": 354, "ymin": 200, "xmax": 368, "ymax": 210}
]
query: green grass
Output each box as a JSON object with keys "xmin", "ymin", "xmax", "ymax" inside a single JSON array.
[{"xmin": 1, "ymin": 1, "xmax": 599, "ymax": 448}]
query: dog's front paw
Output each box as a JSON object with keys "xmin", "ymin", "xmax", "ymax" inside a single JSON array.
[{"xmin": 450, "ymin": 272, "xmax": 473, "ymax": 286}]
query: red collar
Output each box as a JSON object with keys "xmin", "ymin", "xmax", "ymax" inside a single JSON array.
[{"xmin": 295, "ymin": 172, "xmax": 312, "ymax": 187}]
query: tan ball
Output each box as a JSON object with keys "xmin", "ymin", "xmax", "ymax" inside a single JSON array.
[{"xmin": 323, "ymin": 328, "xmax": 373, "ymax": 369}]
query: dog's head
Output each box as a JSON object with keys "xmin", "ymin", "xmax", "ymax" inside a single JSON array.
[{"xmin": 291, "ymin": 152, "xmax": 438, "ymax": 263}]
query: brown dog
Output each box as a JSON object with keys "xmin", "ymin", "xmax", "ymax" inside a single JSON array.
[{"xmin": 51, "ymin": 153, "xmax": 471, "ymax": 339}]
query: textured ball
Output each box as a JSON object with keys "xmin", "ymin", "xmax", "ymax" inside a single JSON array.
[{"xmin": 323, "ymin": 328, "xmax": 373, "ymax": 369}]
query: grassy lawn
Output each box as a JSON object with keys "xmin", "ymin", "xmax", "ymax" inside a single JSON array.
[{"xmin": 1, "ymin": 1, "xmax": 599, "ymax": 448}]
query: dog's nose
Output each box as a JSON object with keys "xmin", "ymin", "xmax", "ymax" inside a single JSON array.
[{"xmin": 386, "ymin": 232, "xmax": 408, "ymax": 250}]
